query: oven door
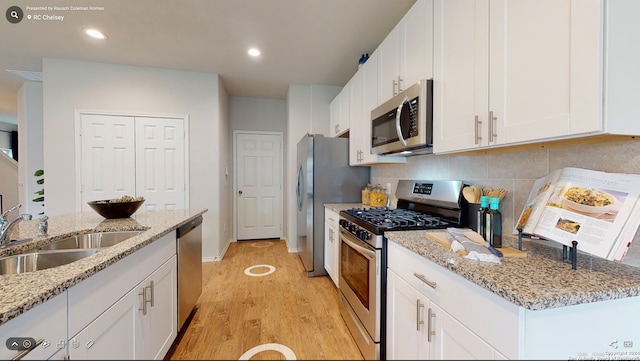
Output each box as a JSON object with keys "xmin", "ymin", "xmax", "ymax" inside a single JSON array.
[{"xmin": 339, "ymin": 228, "xmax": 381, "ymax": 341}]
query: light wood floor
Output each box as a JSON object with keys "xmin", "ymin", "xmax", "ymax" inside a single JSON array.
[{"xmin": 165, "ymin": 240, "xmax": 364, "ymax": 360}]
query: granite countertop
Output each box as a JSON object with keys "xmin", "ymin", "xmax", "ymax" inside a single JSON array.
[
  {"xmin": 0, "ymin": 209, "xmax": 207, "ymax": 326},
  {"xmin": 324, "ymin": 203, "xmax": 366, "ymax": 213},
  {"xmin": 386, "ymin": 230, "xmax": 640, "ymax": 311}
]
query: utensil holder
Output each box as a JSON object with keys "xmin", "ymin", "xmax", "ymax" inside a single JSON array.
[{"xmin": 465, "ymin": 203, "xmax": 481, "ymax": 233}]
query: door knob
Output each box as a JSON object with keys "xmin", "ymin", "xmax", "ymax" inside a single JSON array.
[{"xmin": 238, "ymin": 190, "xmax": 243, "ymax": 195}]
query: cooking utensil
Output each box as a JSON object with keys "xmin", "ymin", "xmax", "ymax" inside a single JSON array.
[
  {"xmin": 461, "ymin": 230, "xmax": 504, "ymax": 257},
  {"xmin": 472, "ymin": 185, "xmax": 482, "ymax": 202},
  {"xmin": 487, "ymin": 188, "xmax": 507, "ymax": 201},
  {"xmin": 462, "ymin": 186, "xmax": 478, "ymax": 204},
  {"xmin": 482, "ymin": 186, "xmax": 493, "ymax": 196}
]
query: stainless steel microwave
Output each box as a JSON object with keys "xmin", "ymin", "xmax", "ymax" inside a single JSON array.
[{"xmin": 371, "ymin": 79, "xmax": 433, "ymax": 156}]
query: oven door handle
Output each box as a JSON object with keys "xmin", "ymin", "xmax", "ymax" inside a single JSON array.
[
  {"xmin": 395, "ymin": 95, "xmax": 409, "ymax": 146},
  {"xmin": 340, "ymin": 230, "xmax": 376, "ymax": 259}
]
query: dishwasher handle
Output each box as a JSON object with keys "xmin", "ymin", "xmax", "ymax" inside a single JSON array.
[{"xmin": 177, "ymin": 215, "xmax": 203, "ymax": 238}]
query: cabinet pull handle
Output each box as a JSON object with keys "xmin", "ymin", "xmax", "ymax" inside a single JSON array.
[
  {"xmin": 474, "ymin": 115, "xmax": 482, "ymax": 145},
  {"xmin": 489, "ymin": 110, "xmax": 497, "ymax": 142},
  {"xmin": 11, "ymin": 338, "xmax": 44, "ymax": 361},
  {"xmin": 392, "ymin": 79, "xmax": 398, "ymax": 96},
  {"xmin": 413, "ymin": 272, "xmax": 436, "ymax": 289},
  {"xmin": 139, "ymin": 282, "xmax": 153, "ymax": 315},
  {"xmin": 139, "ymin": 286, "xmax": 148, "ymax": 315},
  {"xmin": 397, "ymin": 75, "xmax": 404, "ymax": 92},
  {"xmin": 416, "ymin": 299, "xmax": 424, "ymax": 331},
  {"xmin": 427, "ymin": 308, "xmax": 436, "ymax": 342},
  {"xmin": 149, "ymin": 280, "xmax": 155, "ymax": 307}
]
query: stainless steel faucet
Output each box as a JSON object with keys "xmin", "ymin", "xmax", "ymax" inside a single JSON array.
[{"xmin": 0, "ymin": 204, "xmax": 33, "ymax": 246}]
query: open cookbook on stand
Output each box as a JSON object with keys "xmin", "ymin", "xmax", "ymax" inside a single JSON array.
[{"xmin": 515, "ymin": 167, "xmax": 640, "ymax": 261}]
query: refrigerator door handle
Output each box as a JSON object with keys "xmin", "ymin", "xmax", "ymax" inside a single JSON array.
[{"xmin": 296, "ymin": 165, "xmax": 304, "ymax": 211}]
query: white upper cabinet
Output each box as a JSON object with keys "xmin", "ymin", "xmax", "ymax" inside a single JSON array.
[
  {"xmin": 433, "ymin": 0, "xmax": 640, "ymax": 154},
  {"xmin": 378, "ymin": 0, "xmax": 433, "ymax": 104},
  {"xmin": 329, "ymin": 83, "xmax": 350, "ymax": 137},
  {"xmin": 349, "ymin": 51, "xmax": 407, "ymax": 166}
]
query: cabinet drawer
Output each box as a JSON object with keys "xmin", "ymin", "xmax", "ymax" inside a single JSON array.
[
  {"xmin": 325, "ymin": 208, "xmax": 340, "ymax": 229},
  {"xmin": 387, "ymin": 240, "xmax": 520, "ymax": 357},
  {"xmin": 68, "ymin": 232, "xmax": 176, "ymax": 338}
]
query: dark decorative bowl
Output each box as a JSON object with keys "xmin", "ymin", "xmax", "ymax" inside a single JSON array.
[{"xmin": 87, "ymin": 199, "xmax": 145, "ymax": 219}]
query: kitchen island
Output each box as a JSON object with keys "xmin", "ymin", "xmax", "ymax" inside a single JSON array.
[
  {"xmin": 386, "ymin": 230, "xmax": 640, "ymax": 359},
  {"xmin": 0, "ymin": 208, "xmax": 207, "ymax": 326}
]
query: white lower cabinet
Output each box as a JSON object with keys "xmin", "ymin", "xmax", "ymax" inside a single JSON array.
[
  {"xmin": 386, "ymin": 269, "xmax": 431, "ymax": 360},
  {"xmin": 0, "ymin": 292, "xmax": 67, "ymax": 360},
  {"xmin": 387, "ymin": 269, "xmax": 505, "ymax": 360},
  {"xmin": 430, "ymin": 303, "xmax": 507, "ymax": 360},
  {"xmin": 68, "ymin": 232, "xmax": 177, "ymax": 360},
  {"xmin": 135, "ymin": 256, "xmax": 177, "ymax": 360},
  {"xmin": 324, "ymin": 207, "xmax": 340, "ymax": 287},
  {"xmin": 69, "ymin": 288, "xmax": 137, "ymax": 359},
  {"xmin": 387, "ymin": 240, "xmax": 640, "ymax": 359},
  {"xmin": 68, "ymin": 256, "xmax": 176, "ymax": 360}
]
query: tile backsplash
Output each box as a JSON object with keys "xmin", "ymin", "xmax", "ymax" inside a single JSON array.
[{"xmin": 371, "ymin": 138, "xmax": 640, "ymax": 268}]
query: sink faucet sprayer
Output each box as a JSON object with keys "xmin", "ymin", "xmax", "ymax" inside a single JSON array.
[{"xmin": 0, "ymin": 204, "xmax": 33, "ymax": 246}]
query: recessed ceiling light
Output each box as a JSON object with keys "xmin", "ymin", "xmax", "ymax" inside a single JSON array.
[
  {"xmin": 248, "ymin": 48, "xmax": 261, "ymax": 57},
  {"xmin": 85, "ymin": 28, "xmax": 107, "ymax": 39}
]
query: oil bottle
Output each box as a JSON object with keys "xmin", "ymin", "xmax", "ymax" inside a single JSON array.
[
  {"xmin": 477, "ymin": 196, "xmax": 489, "ymax": 238},
  {"xmin": 485, "ymin": 197, "xmax": 503, "ymax": 248}
]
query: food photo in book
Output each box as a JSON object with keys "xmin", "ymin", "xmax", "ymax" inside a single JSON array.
[{"xmin": 515, "ymin": 167, "xmax": 640, "ymax": 262}]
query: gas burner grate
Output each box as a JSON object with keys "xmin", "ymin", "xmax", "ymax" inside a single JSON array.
[{"xmin": 343, "ymin": 207, "xmax": 451, "ymax": 231}]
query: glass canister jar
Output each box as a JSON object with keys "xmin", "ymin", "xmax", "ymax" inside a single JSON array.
[
  {"xmin": 361, "ymin": 184, "xmax": 372, "ymax": 205},
  {"xmin": 370, "ymin": 185, "xmax": 387, "ymax": 208}
]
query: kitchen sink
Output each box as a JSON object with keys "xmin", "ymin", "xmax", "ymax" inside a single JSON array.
[
  {"xmin": 39, "ymin": 231, "xmax": 143, "ymax": 250},
  {"xmin": 0, "ymin": 249, "xmax": 100, "ymax": 275}
]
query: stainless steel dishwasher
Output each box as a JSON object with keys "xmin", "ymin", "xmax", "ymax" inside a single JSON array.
[{"xmin": 177, "ymin": 215, "xmax": 203, "ymax": 331}]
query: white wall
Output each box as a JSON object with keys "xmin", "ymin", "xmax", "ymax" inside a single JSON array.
[
  {"xmin": 230, "ymin": 96, "xmax": 286, "ymax": 133},
  {"xmin": 0, "ymin": 152, "xmax": 17, "ymax": 216},
  {"xmin": 41, "ymin": 58, "xmax": 227, "ymax": 260},
  {"xmin": 229, "ymin": 96, "xmax": 286, "ymax": 246},
  {"xmin": 285, "ymin": 84, "xmax": 340, "ymax": 252},
  {"xmin": 17, "ymin": 81, "xmax": 44, "ymax": 215},
  {"xmin": 215, "ymin": 81, "xmax": 231, "ymax": 260}
]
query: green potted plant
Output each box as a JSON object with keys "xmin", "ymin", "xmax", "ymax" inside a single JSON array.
[{"xmin": 33, "ymin": 169, "xmax": 44, "ymax": 215}]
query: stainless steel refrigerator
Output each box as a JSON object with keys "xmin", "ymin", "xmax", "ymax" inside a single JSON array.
[{"xmin": 296, "ymin": 133, "xmax": 370, "ymax": 277}]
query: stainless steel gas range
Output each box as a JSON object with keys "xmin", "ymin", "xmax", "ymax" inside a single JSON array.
[{"xmin": 338, "ymin": 179, "xmax": 466, "ymax": 360}]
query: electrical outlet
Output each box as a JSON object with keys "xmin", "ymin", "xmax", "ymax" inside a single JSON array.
[{"xmin": 385, "ymin": 182, "xmax": 392, "ymax": 194}]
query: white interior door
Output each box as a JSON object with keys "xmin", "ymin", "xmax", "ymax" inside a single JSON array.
[
  {"xmin": 80, "ymin": 113, "xmax": 187, "ymax": 212},
  {"xmin": 80, "ymin": 114, "xmax": 136, "ymax": 211},
  {"xmin": 135, "ymin": 117, "xmax": 186, "ymax": 210},
  {"xmin": 236, "ymin": 132, "xmax": 283, "ymax": 240}
]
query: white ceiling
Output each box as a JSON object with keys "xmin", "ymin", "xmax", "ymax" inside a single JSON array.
[{"xmin": 0, "ymin": 0, "xmax": 416, "ymax": 125}]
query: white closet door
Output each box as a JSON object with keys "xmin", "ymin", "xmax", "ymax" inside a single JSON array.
[
  {"xmin": 81, "ymin": 114, "xmax": 136, "ymax": 210},
  {"xmin": 236, "ymin": 133, "xmax": 283, "ymax": 240},
  {"xmin": 135, "ymin": 117, "xmax": 186, "ymax": 210}
]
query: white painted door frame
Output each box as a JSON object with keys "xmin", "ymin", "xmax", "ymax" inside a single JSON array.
[
  {"xmin": 74, "ymin": 109, "xmax": 190, "ymax": 212},
  {"xmin": 233, "ymin": 130, "xmax": 284, "ymax": 241}
]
